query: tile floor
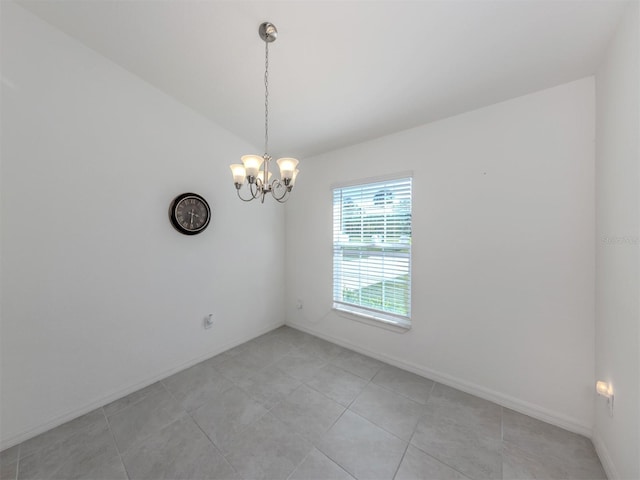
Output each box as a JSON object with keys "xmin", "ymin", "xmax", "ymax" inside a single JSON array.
[{"xmin": 0, "ymin": 326, "xmax": 607, "ymax": 480}]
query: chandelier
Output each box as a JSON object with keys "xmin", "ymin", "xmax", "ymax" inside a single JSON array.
[{"xmin": 230, "ymin": 22, "xmax": 299, "ymax": 203}]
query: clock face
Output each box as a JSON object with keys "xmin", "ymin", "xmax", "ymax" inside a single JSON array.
[{"xmin": 169, "ymin": 193, "xmax": 211, "ymax": 235}]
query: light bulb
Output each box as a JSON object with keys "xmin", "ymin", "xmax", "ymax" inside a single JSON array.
[{"xmin": 596, "ymin": 381, "xmax": 613, "ymax": 398}]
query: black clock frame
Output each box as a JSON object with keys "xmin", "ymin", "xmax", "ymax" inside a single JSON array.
[{"xmin": 169, "ymin": 192, "xmax": 211, "ymax": 235}]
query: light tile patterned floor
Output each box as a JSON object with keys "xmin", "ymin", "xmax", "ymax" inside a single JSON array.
[{"xmin": 0, "ymin": 326, "xmax": 607, "ymax": 480}]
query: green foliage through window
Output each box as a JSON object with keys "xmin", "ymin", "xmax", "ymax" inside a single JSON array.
[{"xmin": 342, "ymin": 274, "xmax": 410, "ymax": 316}]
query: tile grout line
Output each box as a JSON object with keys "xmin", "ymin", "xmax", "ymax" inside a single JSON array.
[
  {"xmin": 346, "ymin": 408, "xmax": 411, "ymax": 445},
  {"xmin": 161, "ymin": 376, "xmax": 242, "ymax": 475},
  {"xmin": 285, "ymin": 448, "xmax": 314, "ymax": 480},
  {"xmin": 270, "ymin": 380, "xmax": 350, "ymax": 444},
  {"xmin": 167, "ymin": 369, "xmax": 275, "ymax": 472},
  {"xmin": 409, "ymin": 441, "xmax": 474, "ymax": 480},
  {"xmin": 344, "ymin": 367, "xmax": 429, "ymax": 446},
  {"xmin": 404, "ymin": 380, "xmax": 474, "ymax": 480},
  {"xmin": 14, "ymin": 444, "xmax": 21, "ymax": 480},
  {"xmin": 241, "ymin": 374, "xmax": 325, "ymax": 480},
  {"xmin": 405, "ymin": 394, "xmax": 474, "ymax": 480},
  {"xmin": 300, "ymin": 374, "xmax": 356, "ymax": 408},
  {"xmin": 101, "ymin": 407, "xmax": 131, "ymax": 480},
  {"xmin": 315, "ymin": 366, "xmax": 410, "ymax": 480},
  {"xmin": 428, "ymin": 379, "xmax": 436, "ymax": 396},
  {"xmin": 313, "ymin": 393, "xmax": 352, "ymax": 465},
  {"xmin": 176, "ymin": 392, "xmax": 241, "ymax": 475},
  {"xmin": 237, "ymin": 361, "xmax": 302, "ymax": 413},
  {"xmin": 345, "ymin": 365, "xmax": 375, "ymax": 409},
  {"xmin": 296, "ymin": 447, "xmax": 358, "ymax": 480},
  {"xmin": 394, "ymin": 378, "xmax": 434, "ymax": 450},
  {"xmin": 370, "ymin": 377, "xmax": 434, "ymax": 406},
  {"xmin": 258, "ymin": 411, "xmax": 315, "ymax": 479},
  {"xmin": 326, "ymin": 350, "xmax": 384, "ymax": 382},
  {"xmin": 223, "ymin": 348, "xmax": 302, "ymax": 415},
  {"xmin": 108, "ymin": 381, "xmax": 193, "ymax": 471},
  {"xmin": 322, "ymin": 450, "xmax": 358, "ymax": 480},
  {"xmin": 391, "ymin": 439, "xmax": 411, "ymax": 480},
  {"xmin": 500, "ymin": 405, "xmax": 504, "ymax": 479},
  {"xmin": 15, "ymin": 410, "xmax": 120, "ymax": 479}
]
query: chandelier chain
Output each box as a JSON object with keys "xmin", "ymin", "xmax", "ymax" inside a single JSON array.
[{"xmin": 264, "ymin": 41, "xmax": 269, "ymax": 157}]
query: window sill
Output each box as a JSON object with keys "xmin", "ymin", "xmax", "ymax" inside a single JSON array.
[{"xmin": 333, "ymin": 305, "xmax": 411, "ymax": 333}]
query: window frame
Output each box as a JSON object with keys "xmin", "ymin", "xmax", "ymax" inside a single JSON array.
[{"xmin": 331, "ymin": 173, "xmax": 413, "ymax": 331}]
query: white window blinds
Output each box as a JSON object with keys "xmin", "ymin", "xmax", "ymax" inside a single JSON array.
[{"xmin": 332, "ymin": 177, "xmax": 412, "ymax": 327}]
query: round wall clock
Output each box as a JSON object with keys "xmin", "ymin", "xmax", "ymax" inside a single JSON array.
[{"xmin": 169, "ymin": 193, "xmax": 211, "ymax": 235}]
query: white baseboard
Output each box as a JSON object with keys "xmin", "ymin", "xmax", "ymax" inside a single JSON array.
[
  {"xmin": 592, "ymin": 430, "xmax": 618, "ymax": 480},
  {"xmin": 0, "ymin": 321, "xmax": 284, "ymax": 452},
  {"xmin": 287, "ymin": 321, "xmax": 593, "ymax": 438}
]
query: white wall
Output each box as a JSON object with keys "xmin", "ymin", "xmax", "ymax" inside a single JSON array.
[
  {"xmin": 286, "ymin": 78, "xmax": 596, "ymax": 434},
  {"xmin": 594, "ymin": 2, "xmax": 640, "ymax": 479},
  {"xmin": 0, "ymin": 2, "xmax": 285, "ymax": 448}
]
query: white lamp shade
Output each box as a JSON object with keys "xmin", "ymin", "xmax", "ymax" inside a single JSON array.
[
  {"xmin": 229, "ymin": 164, "xmax": 247, "ymax": 185},
  {"xmin": 241, "ymin": 155, "xmax": 264, "ymax": 178},
  {"xmin": 276, "ymin": 157, "xmax": 299, "ymax": 180},
  {"xmin": 290, "ymin": 169, "xmax": 300, "ymax": 187}
]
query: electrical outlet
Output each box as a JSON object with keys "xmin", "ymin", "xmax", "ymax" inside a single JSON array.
[
  {"xmin": 204, "ymin": 314, "xmax": 214, "ymax": 329},
  {"xmin": 296, "ymin": 299, "xmax": 303, "ymax": 310}
]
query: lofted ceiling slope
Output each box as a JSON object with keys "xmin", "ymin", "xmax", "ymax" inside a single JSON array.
[{"xmin": 16, "ymin": 0, "xmax": 630, "ymax": 159}]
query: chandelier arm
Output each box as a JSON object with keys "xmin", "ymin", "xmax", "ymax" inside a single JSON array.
[
  {"xmin": 270, "ymin": 180, "xmax": 289, "ymax": 201},
  {"xmin": 250, "ymin": 181, "xmax": 262, "ymax": 199},
  {"xmin": 273, "ymin": 190, "xmax": 290, "ymax": 203},
  {"xmin": 236, "ymin": 188, "xmax": 257, "ymax": 202}
]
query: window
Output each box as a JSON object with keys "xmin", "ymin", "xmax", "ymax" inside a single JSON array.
[{"xmin": 332, "ymin": 176, "xmax": 412, "ymax": 328}]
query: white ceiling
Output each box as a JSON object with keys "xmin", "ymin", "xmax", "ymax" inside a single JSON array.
[{"xmin": 17, "ymin": 0, "xmax": 629, "ymax": 159}]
